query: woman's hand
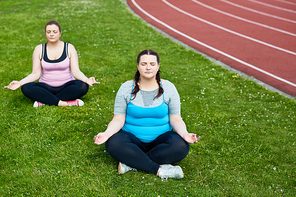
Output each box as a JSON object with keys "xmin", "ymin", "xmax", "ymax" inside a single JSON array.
[
  {"xmin": 94, "ymin": 132, "xmax": 110, "ymax": 145},
  {"xmin": 86, "ymin": 77, "xmax": 100, "ymax": 86},
  {"xmin": 4, "ymin": 81, "xmax": 21, "ymax": 90},
  {"xmin": 183, "ymin": 133, "xmax": 200, "ymax": 144}
]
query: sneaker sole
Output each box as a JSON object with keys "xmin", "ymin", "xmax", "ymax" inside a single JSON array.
[{"xmin": 118, "ymin": 162, "xmax": 124, "ymax": 174}]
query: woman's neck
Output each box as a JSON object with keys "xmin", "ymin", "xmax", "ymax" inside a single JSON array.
[
  {"xmin": 47, "ymin": 40, "xmax": 63, "ymax": 48},
  {"xmin": 138, "ymin": 78, "xmax": 159, "ymax": 91}
]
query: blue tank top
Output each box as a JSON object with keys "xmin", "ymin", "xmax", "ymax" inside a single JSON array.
[{"xmin": 122, "ymin": 81, "xmax": 172, "ymax": 143}]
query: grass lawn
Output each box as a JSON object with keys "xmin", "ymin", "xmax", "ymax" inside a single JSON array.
[{"xmin": 0, "ymin": 0, "xmax": 295, "ymax": 196}]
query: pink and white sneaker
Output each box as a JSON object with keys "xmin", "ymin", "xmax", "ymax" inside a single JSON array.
[
  {"xmin": 33, "ymin": 101, "xmax": 45, "ymax": 108},
  {"xmin": 66, "ymin": 99, "xmax": 84, "ymax": 106}
]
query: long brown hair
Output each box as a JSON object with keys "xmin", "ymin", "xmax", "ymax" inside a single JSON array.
[{"xmin": 132, "ymin": 50, "xmax": 164, "ymax": 100}]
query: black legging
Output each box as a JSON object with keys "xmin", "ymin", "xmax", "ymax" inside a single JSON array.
[
  {"xmin": 21, "ymin": 80, "xmax": 89, "ymax": 106},
  {"xmin": 105, "ymin": 130, "xmax": 190, "ymax": 175}
]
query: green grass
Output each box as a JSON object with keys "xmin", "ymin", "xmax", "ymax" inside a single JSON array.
[{"xmin": 1, "ymin": 0, "xmax": 295, "ymax": 196}]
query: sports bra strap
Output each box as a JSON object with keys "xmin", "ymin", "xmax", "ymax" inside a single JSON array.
[
  {"xmin": 41, "ymin": 43, "xmax": 45, "ymax": 60},
  {"xmin": 65, "ymin": 42, "xmax": 68, "ymax": 57}
]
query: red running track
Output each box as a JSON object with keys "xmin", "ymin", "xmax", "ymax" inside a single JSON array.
[{"xmin": 127, "ymin": 0, "xmax": 296, "ymax": 97}]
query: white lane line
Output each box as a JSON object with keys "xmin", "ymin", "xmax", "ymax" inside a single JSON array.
[
  {"xmin": 221, "ymin": 0, "xmax": 296, "ymax": 24},
  {"xmin": 130, "ymin": 0, "xmax": 296, "ymax": 87},
  {"xmin": 248, "ymin": 0, "xmax": 296, "ymax": 13},
  {"xmin": 192, "ymin": 0, "xmax": 296, "ymax": 37},
  {"xmin": 163, "ymin": 0, "xmax": 296, "ymax": 56},
  {"xmin": 276, "ymin": 0, "xmax": 296, "ymax": 6}
]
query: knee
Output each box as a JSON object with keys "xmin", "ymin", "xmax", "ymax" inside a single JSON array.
[
  {"xmin": 178, "ymin": 141, "xmax": 189, "ymax": 154},
  {"xmin": 105, "ymin": 131, "xmax": 134, "ymax": 154},
  {"xmin": 82, "ymin": 82, "xmax": 89, "ymax": 91},
  {"xmin": 78, "ymin": 81, "xmax": 89, "ymax": 95},
  {"xmin": 180, "ymin": 141, "xmax": 190, "ymax": 156},
  {"xmin": 21, "ymin": 83, "xmax": 33, "ymax": 95},
  {"xmin": 105, "ymin": 135, "xmax": 122, "ymax": 153},
  {"xmin": 105, "ymin": 137, "xmax": 115, "ymax": 151},
  {"xmin": 171, "ymin": 135, "xmax": 190, "ymax": 155}
]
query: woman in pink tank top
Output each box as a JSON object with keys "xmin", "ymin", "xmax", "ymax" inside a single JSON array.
[{"xmin": 5, "ymin": 20, "xmax": 99, "ymax": 107}]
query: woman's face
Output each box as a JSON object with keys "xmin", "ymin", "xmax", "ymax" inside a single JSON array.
[
  {"xmin": 137, "ymin": 55, "xmax": 159, "ymax": 80},
  {"xmin": 45, "ymin": 24, "xmax": 61, "ymax": 43}
]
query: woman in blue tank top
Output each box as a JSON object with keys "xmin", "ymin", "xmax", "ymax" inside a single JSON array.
[{"xmin": 94, "ymin": 50, "xmax": 200, "ymax": 180}]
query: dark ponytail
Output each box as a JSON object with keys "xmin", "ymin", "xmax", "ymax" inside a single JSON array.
[{"xmin": 131, "ymin": 70, "xmax": 141, "ymax": 100}]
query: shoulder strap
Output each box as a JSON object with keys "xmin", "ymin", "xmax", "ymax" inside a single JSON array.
[
  {"xmin": 41, "ymin": 43, "xmax": 45, "ymax": 60},
  {"xmin": 65, "ymin": 42, "xmax": 68, "ymax": 57}
]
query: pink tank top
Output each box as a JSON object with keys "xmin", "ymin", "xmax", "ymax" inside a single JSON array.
[{"xmin": 39, "ymin": 42, "xmax": 75, "ymax": 87}]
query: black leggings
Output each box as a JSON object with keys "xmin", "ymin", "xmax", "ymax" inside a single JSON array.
[
  {"xmin": 105, "ymin": 130, "xmax": 190, "ymax": 175},
  {"xmin": 21, "ymin": 80, "xmax": 89, "ymax": 106}
]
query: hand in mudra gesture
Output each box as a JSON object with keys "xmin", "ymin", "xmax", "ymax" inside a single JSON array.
[
  {"xmin": 183, "ymin": 133, "xmax": 200, "ymax": 144},
  {"xmin": 86, "ymin": 77, "xmax": 100, "ymax": 86},
  {"xmin": 94, "ymin": 132, "xmax": 110, "ymax": 145},
  {"xmin": 4, "ymin": 81, "xmax": 21, "ymax": 90}
]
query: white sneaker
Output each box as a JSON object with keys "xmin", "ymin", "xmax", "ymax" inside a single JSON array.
[
  {"xmin": 33, "ymin": 101, "xmax": 45, "ymax": 108},
  {"xmin": 118, "ymin": 162, "xmax": 137, "ymax": 175},
  {"xmin": 158, "ymin": 164, "xmax": 184, "ymax": 180}
]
